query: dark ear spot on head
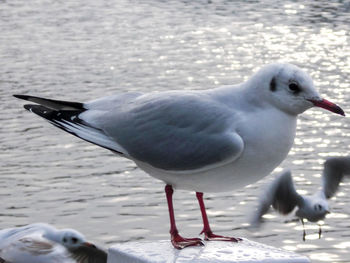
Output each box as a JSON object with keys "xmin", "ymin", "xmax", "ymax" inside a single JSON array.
[{"xmin": 270, "ymin": 77, "xmax": 276, "ymax": 92}]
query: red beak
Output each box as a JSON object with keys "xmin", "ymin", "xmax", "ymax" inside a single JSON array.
[
  {"xmin": 308, "ymin": 98, "xmax": 345, "ymax": 116},
  {"xmin": 83, "ymin": 242, "xmax": 97, "ymax": 249}
]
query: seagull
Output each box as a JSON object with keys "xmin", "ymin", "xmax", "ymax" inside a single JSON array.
[
  {"xmin": 0, "ymin": 223, "xmax": 107, "ymax": 263},
  {"xmin": 250, "ymin": 170, "xmax": 330, "ymax": 240},
  {"xmin": 251, "ymin": 157, "xmax": 350, "ymax": 240},
  {"xmin": 14, "ymin": 63, "xmax": 345, "ymax": 249}
]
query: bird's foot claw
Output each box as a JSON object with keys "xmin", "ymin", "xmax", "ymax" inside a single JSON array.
[
  {"xmin": 171, "ymin": 233, "xmax": 204, "ymax": 249},
  {"xmin": 201, "ymin": 230, "xmax": 242, "ymax": 242}
]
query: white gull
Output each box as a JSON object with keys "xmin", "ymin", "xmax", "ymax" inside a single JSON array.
[
  {"xmin": 250, "ymin": 157, "xmax": 350, "ymax": 239},
  {"xmin": 14, "ymin": 63, "xmax": 345, "ymax": 249},
  {"xmin": 0, "ymin": 223, "xmax": 107, "ymax": 263}
]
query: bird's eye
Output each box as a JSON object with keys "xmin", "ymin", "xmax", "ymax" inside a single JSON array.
[
  {"xmin": 63, "ymin": 238, "xmax": 67, "ymax": 243},
  {"xmin": 288, "ymin": 82, "xmax": 301, "ymax": 93},
  {"xmin": 71, "ymin": 237, "xmax": 78, "ymax": 244},
  {"xmin": 314, "ymin": 204, "xmax": 322, "ymax": 211}
]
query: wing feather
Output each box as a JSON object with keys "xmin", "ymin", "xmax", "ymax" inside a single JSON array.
[
  {"xmin": 84, "ymin": 92, "xmax": 243, "ymax": 171},
  {"xmin": 251, "ymin": 170, "xmax": 303, "ymax": 226},
  {"xmin": 14, "ymin": 95, "xmax": 84, "ymax": 111},
  {"xmin": 323, "ymin": 156, "xmax": 350, "ymax": 199},
  {"xmin": 70, "ymin": 245, "xmax": 107, "ymax": 263},
  {"xmin": 17, "ymin": 237, "xmax": 54, "ymax": 255},
  {"xmin": 23, "ymin": 105, "xmax": 126, "ymax": 155},
  {"xmin": 16, "ymin": 92, "xmax": 244, "ymax": 171},
  {"xmin": 271, "ymin": 170, "xmax": 303, "ymax": 214}
]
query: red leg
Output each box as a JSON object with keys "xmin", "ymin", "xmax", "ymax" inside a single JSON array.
[
  {"xmin": 165, "ymin": 185, "xmax": 204, "ymax": 249},
  {"xmin": 196, "ymin": 192, "xmax": 241, "ymax": 242}
]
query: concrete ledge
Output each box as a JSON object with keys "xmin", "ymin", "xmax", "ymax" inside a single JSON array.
[{"xmin": 107, "ymin": 239, "xmax": 310, "ymax": 263}]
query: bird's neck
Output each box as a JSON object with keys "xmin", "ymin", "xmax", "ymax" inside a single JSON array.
[
  {"xmin": 313, "ymin": 190, "xmax": 327, "ymax": 200},
  {"xmin": 210, "ymin": 83, "xmax": 267, "ymax": 110},
  {"xmin": 44, "ymin": 228, "xmax": 61, "ymax": 244}
]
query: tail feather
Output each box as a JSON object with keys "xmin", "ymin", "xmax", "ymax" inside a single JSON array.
[
  {"xmin": 23, "ymin": 104, "xmax": 124, "ymax": 155},
  {"xmin": 14, "ymin": 94, "xmax": 85, "ymax": 111}
]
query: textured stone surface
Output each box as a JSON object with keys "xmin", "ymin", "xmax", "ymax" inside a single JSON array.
[{"xmin": 107, "ymin": 239, "xmax": 310, "ymax": 263}]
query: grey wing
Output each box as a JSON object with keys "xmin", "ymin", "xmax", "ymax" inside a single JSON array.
[
  {"xmin": 0, "ymin": 224, "xmax": 52, "ymax": 250},
  {"xmin": 251, "ymin": 170, "xmax": 303, "ymax": 226},
  {"xmin": 71, "ymin": 246, "xmax": 107, "ymax": 263},
  {"xmin": 15, "ymin": 94, "xmax": 143, "ymax": 155},
  {"xmin": 0, "ymin": 234, "xmax": 56, "ymax": 262},
  {"xmin": 84, "ymin": 92, "xmax": 143, "ymax": 110},
  {"xmin": 322, "ymin": 156, "xmax": 350, "ymax": 199},
  {"xmin": 271, "ymin": 170, "xmax": 304, "ymax": 214},
  {"xmin": 83, "ymin": 92, "xmax": 244, "ymax": 171},
  {"xmin": 0, "ymin": 227, "xmax": 24, "ymax": 242},
  {"xmin": 16, "ymin": 236, "xmax": 55, "ymax": 255}
]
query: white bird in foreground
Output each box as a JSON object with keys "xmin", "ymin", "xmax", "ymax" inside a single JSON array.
[
  {"xmin": 0, "ymin": 223, "xmax": 107, "ymax": 263},
  {"xmin": 251, "ymin": 157, "xmax": 350, "ymax": 239},
  {"xmin": 14, "ymin": 63, "xmax": 345, "ymax": 249}
]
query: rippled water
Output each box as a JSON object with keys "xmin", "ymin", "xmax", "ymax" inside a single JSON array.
[{"xmin": 1, "ymin": 0, "xmax": 350, "ymax": 262}]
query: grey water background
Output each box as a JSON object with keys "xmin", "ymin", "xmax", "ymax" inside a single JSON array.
[{"xmin": 1, "ymin": 0, "xmax": 350, "ymax": 261}]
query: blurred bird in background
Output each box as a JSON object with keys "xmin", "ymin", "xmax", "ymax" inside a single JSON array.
[
  {"xmin": 0, "ymin": 223, "xmax": 107, "ymax": 263},
  {"xmin": 250, "ymin": 156, "xmax": 350, "ymax": 240}
]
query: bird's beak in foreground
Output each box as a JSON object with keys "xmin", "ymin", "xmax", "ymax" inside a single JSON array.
[
  {"xmin": 83, "ymin": 242, "xmax": 97, "ymax": 249},
  {"xmin": 325, "ymin": 210, "xmax": 331, "ymax": 214},
  {"xmin": 308, "ymin": 98, "xmax": 345, "ymax": 116}
]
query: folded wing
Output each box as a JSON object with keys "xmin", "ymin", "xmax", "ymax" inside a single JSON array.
[
  {"xmin": 81, "ymin": 92, "xmax": 244, "ymax": 171},
  {"xmin": 15, "ymin": 92, "xmax": 244, "ymax": 172}
]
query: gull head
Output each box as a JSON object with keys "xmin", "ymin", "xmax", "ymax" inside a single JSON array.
[
  {"xmin": 251, "ymin": 63, "xmax": 345, "ymax": 116},
  {"xmin": 296, "ymin": 197, "xmax": 330, "ymax": 222},
  {"xmin": 58, "ymin": 229, "xmax": 96, "ymax": 251}
]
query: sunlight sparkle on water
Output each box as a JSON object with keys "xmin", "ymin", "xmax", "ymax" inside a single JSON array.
[
  {"xmin": 310, "ymin": 253, "xmax": 339, "ymax": 262},
  {"xmin": 327, "ymin": 212, "xmax": 349, "ymax": 219},
  {"xmin": 334, "ymin": 242, "xmax": 350, "ymax": 249},
  {"xmin": 262, "ymin": 214, "xmax": 276, "ymax": 219},
  {"xmin": 2, "ymin": 1, "xmax": 350, "ymax": 262},
  {"xmin": 283, "ymin": 240, "xmax": 296, "ymax": 244}
]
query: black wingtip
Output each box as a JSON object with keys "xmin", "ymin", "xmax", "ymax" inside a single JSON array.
[
  {"xmin": 23, "ymin": 104, "xmax": 34, "ymax": 111},
  {"xmin": 14, "ymin": 94, "xmax": 30, "ymax": 100},
  {"xmin": 23, "ymin": 104, "xmax": 54, "ymax": 117},
  {"xmin": 14, "ymin": 95, "xmax": 85, "ymax": 111}
]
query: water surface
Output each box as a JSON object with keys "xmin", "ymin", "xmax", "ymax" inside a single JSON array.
[{"xmin": 1, "ymin": 1, "xmax": 350, "ymax": 262}]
